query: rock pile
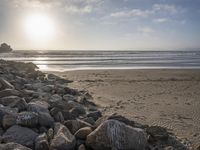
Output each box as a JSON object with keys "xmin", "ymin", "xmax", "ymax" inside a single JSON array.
[{"xmin": 0, "ymin": 59, "xmax": 190, "ymax": 150}]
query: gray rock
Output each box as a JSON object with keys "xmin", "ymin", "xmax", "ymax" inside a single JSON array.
[
  {"xmin": 47, "ymin": 128, "xmax": 54, "ymax": 142},
  {"xmin": 0, "ymin": 89, "xmax": 21, "ymax": 98},
  {"xmin": 0, "ymin": 142, "xmax": 31, "ymax": 150},
  {"xmin": 39, "ymin": 126, "xmax": 48, "ymax": 133},
  {"xmin": 164, "ymin": 146, "xmax": 174, "ymax": 150},
  {"xmin": 15, "ymin": 76, "xmax": 28, "ymax": 84},
  {"xmin": 0, "ymin": 96, "xmax": 27, "ymax": 111},
  {"xmin": 24, "ymin": 84, "xmax": 34, "ymax": 90},
  {"xmin": 146, "ymin": 126, "xmax": 169, "ymax": 141},
  {"xmin": 63, "ymin": 94, "xmax": 77, "ymax": 101},
  {"xmin": 50, "ymin": 107, "xmax": 73, "ymax": 121},
  {"xmin": 23, "ymin": 89, "xmax": 39, "ymax": 97},
  {"xmin": 49, "ymin": 94, "xmax": 62, "ymax": 103},
  {"xmin": 78, "ymin": 144, "xmax": 86, "ymax": 150},
  {"xmin": 83, "ymin": 117, "xmax": 96, "ymax": 125},
  {"xmin": 70, "ymin": 106, "xmax": 86, "ymax": 118},
  {"xmin": 0, "ymin": 78, "xmax": 14, "ymax": 90},
  {"xmin": 95, "ymin": 113, "xmax": 135, "ymax": 127},
  {"xmin": 47, "ymin": 74, "xmax": 59, "ymax": 81},
  {"xmin": 53, "ymin": 84, "xmax": 66, "ymax": 94},
  {"xmin": 64, "ymin": 87, "xmax": 79, "ymax": 95},
  {"xmin": 2, "ymin": 125, "xmax": 39, "ymax": 148},
  {"xmin": 38, "ymin": 112, "xmax": 54, "ymax": 127},
  {"xmin": 87, "ymin": 111, "xmax": 102, "ymax": 121},
  {"xmin": 196, "ymin": 145, "xmax": 200, "ymax": 150},
  {"xmin": 32, "ymin": 83, "xmax": 45, "ymax": 90},
  {"xmin": 75, "ymin": 127, "xmax": 93, "ymax": 140},
  {"xmin": 67, "ymin": 100, "xmax": 83, "ymax": 109},
  {"xmin": 0, "ymin": 105, "xmax": 17, "ymax": 125},
  {"xmin": 35, "ymin": 133, "xmax": 49, "ymax": 150},
  {"xmin": 27, "ymin": 101, "xmax": 49, "ymax": 113},
  {"xmin": 2, "ymin": 114, "xmax": 16, "ymax": 129},
  {"xmin": 50, "ymin": 107, "xmax": 65, "ymax": 122},
  {"xmin": 86, "ymin": 120, "xmax": 148, "ymax": 150},
  {"xmin": 16, "ymin": 112, "xmax": 39, "ymax": 127},
  {"xmin": 40, "ymin": 85, "xmax": 54, "ymax": 93},
  {"xmin": 64, "ymin": 119, "xmax": 93, "ymax": 134},
  {"xmin": 50, "ymin": 123, "xmax": 76, "ymax": 150}
]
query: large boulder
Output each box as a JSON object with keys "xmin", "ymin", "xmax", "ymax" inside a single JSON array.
[
  {"xmin": 50, "ymin": 108, "xmax": 65, "ymax": 123},
  {"xmin": 0, "ymin": 78, "xmax": 14, "ymax": 90},
  {"xmin": 75, "ymin": 127, "xmax": 93, "ymax": 140},
  {"xmin": 63, "ymin": 94, "xmax": 77, "ymax": 101},
  {"xmin": 0, "ymin": 89, "xmax": 21, "ymax": 98},
  {"xmin": 2, "ymin": 114, "xmax": 16, "ymax": 129},
  {"xmin": 0, "ymin": 105, "xmax": 17, "ymax": 125},
  {"xmin": 38, "ymin": 112, "xmax": 54, "ymax": 127},
  {"xmin": 0, "ymin": 96, "xmax": 27, "ymax": 111},
  {"xmin": 39, "ymin": 85, "xmax": 54, "ymax": 93},
  {"xmin": 87, "ymin": 111, "xmax": 102, "ymax": 121},
  {"xmin": 2, "ymin": 125, "xmax": 39, "ymax": 148},
  {"xmin": 49, "ymin": 94, "xmax": 62, "ymax": 103},
  {"xmin": 0, "ymin": 142, "xmax": 31, "ymax": 150},
  {"xmin": 35, "ymin": 133, "xmax": 49, "ymax": 150},
  {"xmin": 95, "ymin": 113, "xmax": 135, "ymax": 127},
  {"xmin": 50, "ymin": 123, "xmax": 76, "ymax": 150},
  {"xmin": 146, "ymin": 126, "xmax": 169, "ymax": 141},
  {"xmin": 64, "ymin": 119, "xmax": 93, "ymax": 134},
  {"xmin": 70, "ymin": 106, "xmax": 86, "ymax": 118},
  {"xmin": 16, "ymin": 112, "xmax": 39, "ymax": 127},
  {"xmin": 86, "ymin": 120, "xmax": 148, "ymax": 150},
  {"xmin": 27, "ymin": 101, "xmax": 54, "ymax": 127},
  {"xmin": 27, "ymin": 101, "xmax": 50, "ymax": 113},
  {"xmin": 78, "ymin": 144, "xmax": 86, "ymax": 150}
]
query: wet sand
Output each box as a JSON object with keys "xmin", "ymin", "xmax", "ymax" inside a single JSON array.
[{"xmin": 53, "ymin": 69, "xmax": 200, "ymax": 147}]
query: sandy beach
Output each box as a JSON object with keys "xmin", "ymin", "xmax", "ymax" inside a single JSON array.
[{"xmin": 53, "ymin": 69, "xmax": 200, "ymax": 147}]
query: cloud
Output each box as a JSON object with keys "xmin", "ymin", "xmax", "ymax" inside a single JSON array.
[
  {"xmin": 65, "ymin": 5, "xmax": 93, "ymax": 14},
  {"xmin": 6, "ymin": 0, "xmax": 102, "ymax": 14},
  {"xmin": 110, "ymin": 3, "xmax": 180, "ymax": 18},
  {"xmin": 153, "ymin": 18, "xmax": 170, "ymax": 23},
  {"xmin": 152, "ymin": 4, "xmax": 177, "ymax": 14},
  {"xmin": 138, "ymin": 27, "xmax": 154, "ymax": 34},
  {"xmin": 110, "ymin": 9, "xmax": 151, "ymax": 18},
  {"xmin": 63, "ymin": 0, "xmax": 102, "ymax": 14}
]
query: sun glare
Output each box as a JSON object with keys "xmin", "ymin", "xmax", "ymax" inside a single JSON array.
[{"xmin": 24, "ymin": 13, "xmax": 55, "ymax": 41}]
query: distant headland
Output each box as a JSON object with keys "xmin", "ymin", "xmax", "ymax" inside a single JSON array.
[{"xmin": 0, "ymin": 43, "xmax": 13, "ymax": 53}]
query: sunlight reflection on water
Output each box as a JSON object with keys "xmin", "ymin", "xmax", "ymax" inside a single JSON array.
[{"xmin": 33, "ymin": 57, "xmax": 49, "ymax": 70}]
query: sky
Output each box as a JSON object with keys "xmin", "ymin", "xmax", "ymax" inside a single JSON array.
[{"xmin": 0, "ymin": 0, "xmax": 200, "ymax": 50}]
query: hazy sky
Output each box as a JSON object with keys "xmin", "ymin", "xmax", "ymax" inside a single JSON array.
[{"xmin": 0, "ymin": 0, "xmax": 200, "ymax": 50}]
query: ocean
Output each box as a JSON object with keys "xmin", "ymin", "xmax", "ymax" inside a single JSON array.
[{"xmin": 0, "ymin": 50, "xmax": 200, "ymax": 71}]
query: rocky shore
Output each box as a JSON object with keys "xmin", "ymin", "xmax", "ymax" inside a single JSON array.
[{"xmin": 0, "ymin": 59, "xmax": 192, "ymax": 150}]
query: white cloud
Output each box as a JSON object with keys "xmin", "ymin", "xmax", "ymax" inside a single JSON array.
[
  {"xmin": 138, "ymin": 27, "xmax": 154, "ymax": 34},
  {"xmin": 110, "ymin": 9, "xmax": 151, "ymax": 18},
  {"xmin": 152, "ymin": 4, "xmax": 177, "ymax": 14},
  {"xmin": 153, "ymin": 18, "xmax": 170, "ymax": 23},
  {"xmin": 63, "ymin": 0, "xmax": 102, "ymax": 14},
  {"xmin": 65, "ymin": 5, "xmax": 93, "ymax": 14},
  {"xmin": 7, "ymin": 0, "xmax": 102, "ymax": 14},
  {"xmin": 110, "ymin": 4, "xmax": 180, "ymax": 19}
]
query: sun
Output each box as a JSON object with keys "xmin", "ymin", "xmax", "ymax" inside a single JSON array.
[{"xmin": 24, "ymin": 13, "xmax": 55, "ymax": 41}]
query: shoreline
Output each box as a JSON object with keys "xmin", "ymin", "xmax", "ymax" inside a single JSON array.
[{"xmin": 52, "ymin": 69, "xmax": 200, "ymax": 147}]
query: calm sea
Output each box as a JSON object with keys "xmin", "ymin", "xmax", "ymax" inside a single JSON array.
[{"xmin": 0, "ymin": 50, "xmax": 200, "ymax": 71}]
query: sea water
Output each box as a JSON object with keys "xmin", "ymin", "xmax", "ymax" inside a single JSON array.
[{"xmin": 0, "ymin": 50, "xmax": 200, "ymax": 71}]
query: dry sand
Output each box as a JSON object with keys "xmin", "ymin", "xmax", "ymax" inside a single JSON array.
[{"xmin": 53, "ymin": 69, "xmax": 200, "ymax": 147}]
